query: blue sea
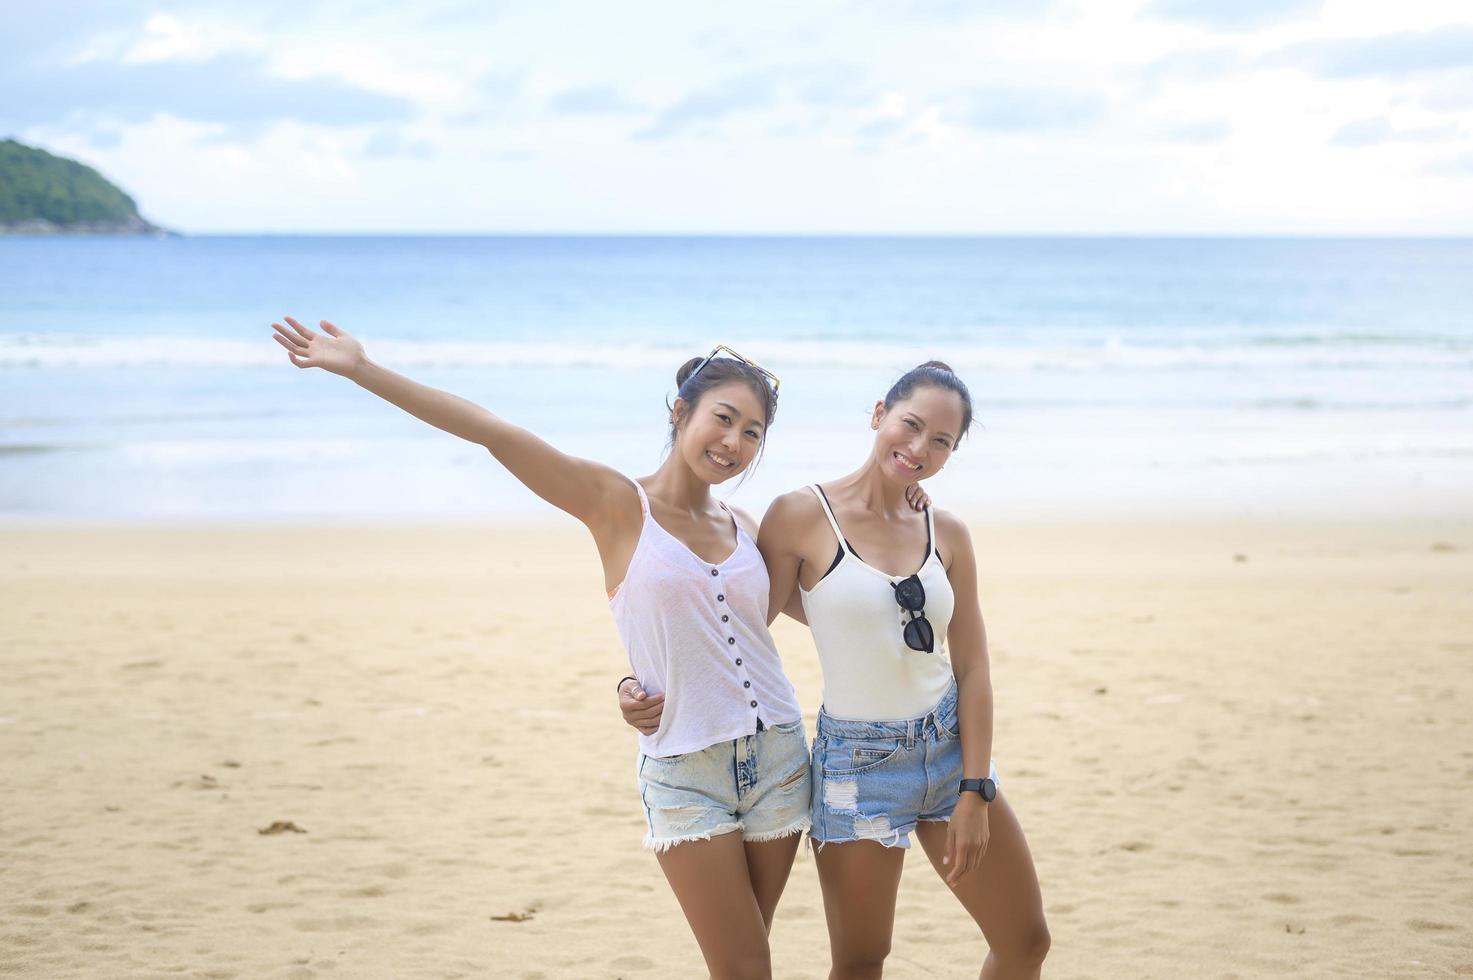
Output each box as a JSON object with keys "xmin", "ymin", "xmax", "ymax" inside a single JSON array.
[{"xmin": 2, "ymin": 235, "xmax": 1470, "ymax": 520}]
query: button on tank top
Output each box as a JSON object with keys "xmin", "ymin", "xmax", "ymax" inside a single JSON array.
[
  {"xmin": 799, "ymin": 484, "xmax": 955, "ymax": 720},
  {"xmin": 610, "ymin": 481, "xmax": 803, "ymax": 758}
]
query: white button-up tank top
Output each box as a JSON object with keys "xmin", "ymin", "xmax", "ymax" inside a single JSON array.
[{"xmin": 610, "ymin": 481, "xmax": 803, "ymax": 758}]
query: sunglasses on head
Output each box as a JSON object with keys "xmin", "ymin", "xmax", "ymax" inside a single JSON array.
[
  {"xmin": 891, "ymin": 573, "xmax": 935, "ymax": 653},
  {"xmin": 685, "ymin": 344, "xmax": 781, "ymax": 395}
]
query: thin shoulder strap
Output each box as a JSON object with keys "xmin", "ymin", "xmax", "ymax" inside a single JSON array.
[
  {"xmin": 631, "ymin": 479, "xmax": 650, "ymax": 519},
  {"xmin": 715, "ymin": 497, "xmax": 745, "ymax": 541},
  {"xmin": 924, "ymin": 505, "xmax": 935, "ymax": 560},
  {"xmin": 809, "ymin": 484, "xmax": 854, "ymax": 554}
]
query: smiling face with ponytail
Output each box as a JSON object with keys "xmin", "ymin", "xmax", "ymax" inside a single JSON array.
[{"xmin": 868, "ymin": 360, "xmax": 973, "ymax": 484}]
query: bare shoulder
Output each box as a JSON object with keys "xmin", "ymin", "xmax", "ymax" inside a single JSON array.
[
  {"xmin": 604, "ymin": 471, "xmax": 646, "ymax": 529},
  {"xmin": 932, "ymin": 507, "xmax": 975, "ymax": 566},
  {"xmin": 727, "ymin": 503, "xmax": 760, "ymax": 539},
  {"xmin": 762, "ymin": 486, "xmax": 823, "ymax": 531}
]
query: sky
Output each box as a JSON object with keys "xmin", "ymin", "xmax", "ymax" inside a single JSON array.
[{"xmin": 4, "ymin": 0, "xmax": 1473, "ymax": 234}]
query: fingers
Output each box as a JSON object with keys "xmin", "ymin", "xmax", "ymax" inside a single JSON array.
[
  {"xmin": 273, "ymin": 330, "xmax": 314, "ymax": 368},
  {"xmin": 272, "ymin": 331, "xmax": 306, "ymax": 355},
  {"xmin": 946, "ymin": 834, "xmax": 989, "ymax": 886},
  {"xmin": 624, "ymin": 694, "xmax": 665, "ymax": 721},
  {"xmin": 619, "ymin": 688, "xmax": 664, "ymax": 735},
  {"xmin": 619, "ymin": 684, "xmax": 660, "ymax": 704},
  {"xmin": 969, "ymin": 833, "xmax": 989, "ymax": 876},
  {"xmin": 319, "ymin": 319, "xmax": 343, "ymax": 337},
  {"xmin": 903, "ymin": 483, "xmax": 930, "ymax": 511},
  {"xmin": 619, "ymin": 689, "xmax": 663, "ymax": 714},
  {"xmin": 622, "ymin": 709, "xmax": 661, "ymax": 734},
  {"xmin": 947, "ymin": 851, "xmax": 967, "ymax": 886},
  {"xmin": 626, "ymin": 708, "xmax": 663, "ymax": 728},
  {"xmin": 283, "ymin": 316, "xmax": 318, "ymax": 343}
]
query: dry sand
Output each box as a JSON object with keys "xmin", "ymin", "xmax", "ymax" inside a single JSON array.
[{"xmin": 2, "ymin": 517, "xmax": 1471, "ymax": 979}]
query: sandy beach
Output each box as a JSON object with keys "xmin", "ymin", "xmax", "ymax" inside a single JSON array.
[{"xmin": 2, "ymin": 516, "xmax": 1470, "ymax": 979}]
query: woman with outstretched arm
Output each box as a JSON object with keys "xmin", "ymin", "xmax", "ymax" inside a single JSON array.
[{"xmin": 271, "ymin": 317, "xmax": 925, "ymax": 979}]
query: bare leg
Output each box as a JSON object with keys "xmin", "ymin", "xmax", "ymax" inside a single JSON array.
[
  {"xmin": 913, "ymin": 793, "xmax": 1050, "ymax": 980},
  {"xmin": 745, "ymin": 834, "xmax": 803, "ymax": 932},
  {"xmin": 813, "ymin": 840, "xmax": 907, "ymax": 979},
  {"xmin": 655, "ymin": 830, "xmax": 796, "ymax": 979}
]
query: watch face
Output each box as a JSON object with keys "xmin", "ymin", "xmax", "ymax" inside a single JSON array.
[{"xmin": 959, "ymin": 777, "xmax": 997, "ymax": 801}]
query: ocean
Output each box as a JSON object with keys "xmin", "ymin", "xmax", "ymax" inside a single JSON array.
[{"xmin": 2, "ymin": 234, "xmax": 1470, "ymax": 520}]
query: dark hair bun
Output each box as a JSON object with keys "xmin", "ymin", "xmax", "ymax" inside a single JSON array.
[
  {"xmin": 676, "ymin": 356, "xmax": 705, "ymax": 388},
  {"xmin": 917, "ymin": 359, "xmax": 954, "ymax": 373}
]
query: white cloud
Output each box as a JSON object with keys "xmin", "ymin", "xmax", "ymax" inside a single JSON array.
[
  {"xmin": 1332, "ymin": 116, "xmax": 1461, "ymax": 144},
  {"xmin": 1140, "ymin": 0, "xmax": 1325, "ymax": 31},
  {"xmin": 121, "ymin": 14, "xmax": 263, "ymax": 64},
  {"xmin": 1161, "ymin": 117, "xmax": 1233, "ymax": 142},
  {"xmin": 11, "ymin": 0, "xmax": 1473, "ymax": 232}
]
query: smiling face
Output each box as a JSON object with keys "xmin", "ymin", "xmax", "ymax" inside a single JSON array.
[
  {"xmin": 672, "ymin": 379, "xmax": 769, "ymax": 484},
  {"xmin": 870, "ymin": 385, "xmax": 964, "ymax": 484}
]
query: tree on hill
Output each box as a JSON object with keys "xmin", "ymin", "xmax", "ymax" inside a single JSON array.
[{"xmin": 0, "ymin": 138, "xmax": 168, "ymax": 233}]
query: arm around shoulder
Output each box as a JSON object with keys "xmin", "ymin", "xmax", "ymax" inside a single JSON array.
[{"xmin": 757, "ymin": 490, "xmax": 818, "ymax": 626}]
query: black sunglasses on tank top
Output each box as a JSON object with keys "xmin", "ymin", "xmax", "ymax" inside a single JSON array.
[{"xmin": 891, "ymin": 574, "xmax": 935, "ymax": 653}]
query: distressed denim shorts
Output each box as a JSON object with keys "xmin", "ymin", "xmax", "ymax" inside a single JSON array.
[
  {"xmin": 636, "ymin": 719, "xmax": 812, "ymax": 852},
  {"xmin": 810, "ymin": 682, "xmax": 999, "ymax": 849}
]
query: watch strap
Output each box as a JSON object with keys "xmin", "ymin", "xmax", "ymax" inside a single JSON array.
[{"xmin": 958, "ymin": 777, "xmax": 997, "ymax": 802}]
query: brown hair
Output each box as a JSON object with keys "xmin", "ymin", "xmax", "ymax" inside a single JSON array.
[{"xmin": 667, "ymin": 354, "xmax": 780, "ymax": 468}]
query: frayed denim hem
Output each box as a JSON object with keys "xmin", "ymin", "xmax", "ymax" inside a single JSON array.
[
  {"xmin": 743, "ymin": 816, "xmax": 810, "ymax": 844},
  {"xmin": 808, "ymin": 824, "xmax": 915, "ymax": 853},
  {"xmin": 643, "ymin": 822, "xmax": 742, "ymax": 854}
]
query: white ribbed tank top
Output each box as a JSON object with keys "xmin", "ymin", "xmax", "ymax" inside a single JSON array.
[
  {"xmin": 799, "ymin": 484, "xmax": 955, "ymax": 720},
  {"xmin": 610, "ymin": 481, "xmax": 803, "ymax": 758}
]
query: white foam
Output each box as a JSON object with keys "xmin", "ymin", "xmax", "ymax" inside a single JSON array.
[{"xmin": 2, "ymin": 332, "xmax": 1469, "ymax": 372}]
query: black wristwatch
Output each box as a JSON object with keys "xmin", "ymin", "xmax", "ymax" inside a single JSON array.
[{"xmin": 958, "ymin": 777, "xmax": 997, "ymax": 802}]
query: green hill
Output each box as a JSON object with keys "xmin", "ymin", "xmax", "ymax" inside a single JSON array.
[{"xmin": 0, "ymin": 138, "xmax": 169, "ymax": 234}]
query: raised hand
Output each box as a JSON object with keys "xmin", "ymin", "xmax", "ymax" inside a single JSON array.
[{"xmin": 271, "ymin": 316, "xmax": 367, "ymax": 378}]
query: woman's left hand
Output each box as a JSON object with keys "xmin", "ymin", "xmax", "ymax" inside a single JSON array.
[
  {"xmin": 904, "ymin": 483, "xmax": 931, "ymax": 511},
  {"xmin": 943, "ymin": 794, "xmax": 990, "ymax": 887}
]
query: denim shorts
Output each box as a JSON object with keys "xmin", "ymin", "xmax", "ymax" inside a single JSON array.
[
  {"xmin": 636, "ymin": 719, "xmax": 812, "ymax": 852},
  {"xmin": 810, "ymin": 682, "xmax": 999, "ymax": 849}
]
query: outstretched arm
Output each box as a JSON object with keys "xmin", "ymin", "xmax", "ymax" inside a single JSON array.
[{"xmin": 272, "ymin": 317, "xmax": 631, "ymax": 530}]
